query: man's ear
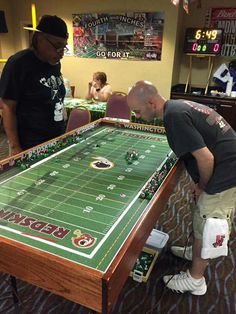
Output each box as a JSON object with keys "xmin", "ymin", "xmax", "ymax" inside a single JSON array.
[{"xmin": 147, "ymin": 98, "xmax": 156, "ymax": 110}]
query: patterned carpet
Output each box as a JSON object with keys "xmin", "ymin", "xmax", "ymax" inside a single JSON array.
[{"xmin": 0, "ymin": 136, "xmax": 235, "ymax": 314}]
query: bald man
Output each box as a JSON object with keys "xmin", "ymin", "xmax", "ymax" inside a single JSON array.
[{"xmin": 127, "ymin": 81, "xmax": 236, "ymax": 295}]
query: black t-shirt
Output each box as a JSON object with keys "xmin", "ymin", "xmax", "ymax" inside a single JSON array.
[
  {"xmin": 164, "ymin": 99, "xmax": 236, "ymax": 194},
  {"xmin": 0, "ymin": 49, "xmax": 65, "ymax": 149}
]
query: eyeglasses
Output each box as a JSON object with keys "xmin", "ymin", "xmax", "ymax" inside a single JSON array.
[{"xmin": 43, "ymin": 35, "xmax": 68, "ymax": 54}]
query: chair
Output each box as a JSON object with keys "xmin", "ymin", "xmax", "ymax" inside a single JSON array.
[
  {"xmin": 105, "ymin": 95, "xmax": 131, "ymax": 120},
  {"xmin": 66, "ymin": 106, "xmax": 91, "ymax": 132},
  {"xmin": 70, "ymin": 86, "xmax": 75, "ymax": 98}
]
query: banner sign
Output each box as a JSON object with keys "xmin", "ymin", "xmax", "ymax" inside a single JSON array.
[
  {"xmin": 205, "ymin": 8, "xmax": 236, "ymax": 57},
  {"xmin": 72, "ymin": 12, "xmax": 164, "ymax": 61}
]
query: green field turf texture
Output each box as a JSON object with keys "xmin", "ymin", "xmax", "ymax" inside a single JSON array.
[{"xmin": 0, "ymin": 125, "xmax": 172, "ymax": 272}]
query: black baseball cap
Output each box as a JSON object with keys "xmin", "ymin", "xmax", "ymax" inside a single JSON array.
[{"xmin": 24, "ymin": 15, "xmax": 68, "ymax": 39}]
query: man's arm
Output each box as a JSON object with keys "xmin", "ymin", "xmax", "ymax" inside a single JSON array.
[
  {"xmin": 191, "ymin": 146, "xmax": 214, "ymax": 196},
  {"xmin": 2, "ymin": 98, "xmax": 23, "ymax": 155}
]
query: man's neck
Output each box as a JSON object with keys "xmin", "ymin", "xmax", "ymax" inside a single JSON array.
[
  {"xmin": 32, "ymin": 48, "xmax": 57, "ymax": 65},
  {"xmin": 156, "ymin": 95, "xmax": 166, "ymax": 119}
]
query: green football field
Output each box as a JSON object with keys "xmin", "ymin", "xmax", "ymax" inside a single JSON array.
[{"xmin": 0, "ymin": 124, "xmax": 173, "ymax": 272}]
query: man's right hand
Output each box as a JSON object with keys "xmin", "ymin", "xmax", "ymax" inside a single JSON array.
[
  {"xmin": 9, "ymin": 145, "xmax": 23, "ymax": 156},
  {"xmin": 191, "ymin": 183, "xmax": 203, "ymax": 204}
]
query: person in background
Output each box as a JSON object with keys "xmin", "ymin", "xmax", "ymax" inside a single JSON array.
[
  {"xmin": 127, "ymin": 80, "xmax": 236, "ymax": 296},
  {"xmin": 0, "ymin": 15, "xmax": 68, "ymax": 155},
  {"xmin": 86, "ymin": 71, "xmax": 112, "ymax": 101}
]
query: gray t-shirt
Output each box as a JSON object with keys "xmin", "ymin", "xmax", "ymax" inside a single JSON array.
[{"xmin": 164, "ymin": 99, "xmax": 236, "ymax": 194}]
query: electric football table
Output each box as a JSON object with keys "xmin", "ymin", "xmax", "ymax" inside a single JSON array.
[{"xmin": 0, "ymin": 118, "xmax": 182, "ymax": 313}]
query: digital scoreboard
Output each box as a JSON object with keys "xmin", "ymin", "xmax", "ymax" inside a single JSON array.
[{"xmin": 184, "ymin": 28, "xmax": 223, "ymax": 55}]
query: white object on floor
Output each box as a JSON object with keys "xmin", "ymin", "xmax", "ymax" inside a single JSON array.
[{"xmin": 146, "ymin": 229, "xmax": 169, "ymax": 249}]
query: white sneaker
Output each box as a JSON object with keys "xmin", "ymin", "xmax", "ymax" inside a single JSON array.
[
  {"xmin": 171, "ymin": 245, "xmax": 192, "ymax": 261},
  {"xmin": 163, "ymin": 269, "xmax": 207, "ymax": 295}
]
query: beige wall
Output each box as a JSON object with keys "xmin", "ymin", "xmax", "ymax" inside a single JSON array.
[
  {"xmin": 179, "ymin": 0, "xmax": 236, "ymax": 89},
  {"xmin": 0, "ymin": 0, "xmax": 15, "ymax": 71},
  {"xmin": 0, "ymin": 0, "xmax": 180, "ymax": 98},
  {"xmin": 1, "ymin": 1, "xmax": 234, "ymax": 96},
  {"xmin": 171, "ymin": 5, "xmax": 184, "ymax": 87}
]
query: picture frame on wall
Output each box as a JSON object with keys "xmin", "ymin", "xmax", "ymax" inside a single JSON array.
[{"xmin": 72, "ymin": 12, "xmax": 165, "ymax": 61}]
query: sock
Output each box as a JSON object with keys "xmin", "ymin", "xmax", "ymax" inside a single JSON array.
[{"xmin": 188, "ymin": 270, "xmax": 203, "ymax": 282}]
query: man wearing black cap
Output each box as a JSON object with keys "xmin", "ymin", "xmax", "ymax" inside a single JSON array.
[{"xmin": 0, "ymin": 15, "xmax": 69, "ymax": 155}]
